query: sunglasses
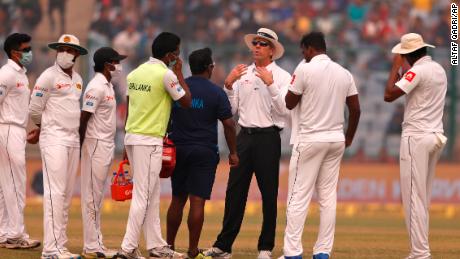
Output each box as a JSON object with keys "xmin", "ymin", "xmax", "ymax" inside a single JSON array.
[
  {"xmin": 15, "ymin": 47, "xmax": 32, "ymax": 52},
  {"xmin": 251, "ymin": 40, "xmax": 270, "ymax": 47}
]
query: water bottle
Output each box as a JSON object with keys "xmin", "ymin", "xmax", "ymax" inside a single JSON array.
[
  {"xmin": 111, "ymin": 172, "xmax": 116, "ymax": 184},
  {"xmin": 124, "ymin": 171, "xmax": 132, "ymax": 184}
]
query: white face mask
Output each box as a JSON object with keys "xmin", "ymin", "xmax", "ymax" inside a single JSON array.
[
  {"xmin": 56, "ymin": 52, "xmax": 75, "ymax": 69},
  {"xmin": 109, "ymin": 64, "xmax": 122, "ymax": 78}
]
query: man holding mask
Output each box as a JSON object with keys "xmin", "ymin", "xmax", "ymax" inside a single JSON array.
[{"xmin": 29, "ymin": 34, "xmax": 88, "ymax": 259}]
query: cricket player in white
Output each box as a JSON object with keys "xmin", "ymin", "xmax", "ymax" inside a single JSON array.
[
  {"xmin": 280, "ymin": 32, "xmax": 361, "ymax": 259},
  {"xmin": 384, "ymin": 33, "xmax": 447, "ymax": 259},
  {"xmin": 115, "ymin": 32, "xmax": 191, "ymax": 259},
  {"xmin": 79, "ymin": 47, "xmax": 127, "ymax": 259},
  {"xmin": 0, "ymin": 33, "xmax": 40, "ymax": 249},
  {"xmin": 28, "ymin": 34, "xmax": 88, "ymax": 259}
]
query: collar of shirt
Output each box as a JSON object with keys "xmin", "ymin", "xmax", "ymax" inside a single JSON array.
[
  {"xmin": 94, "ymin": 72, "xmax": 111, "ymax": 88},
  {"xmin": 413, "ymin": 55, "xmax": 432, "ymax": 66},
  {"xmin": 7, "ymin": 59, "xmax": 26, "ymax": 73},
  {"xmin": 148, "ymin": 57, "xmax": 168, "ymax": 68},
  {"xmin": 250, "ymin": 61, "xmax": 277, "ymax": 71},
  {"xmin": 54, "ymin": 62, "xmax": 74, "ymax": 78},
  {"xmin": 309, "ymin": 54, "xmax": 330, "ymax": 63}
]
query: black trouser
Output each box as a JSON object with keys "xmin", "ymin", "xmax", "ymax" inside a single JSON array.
[{"xmin": 214, "ymin": 127, "xmax": 281, "ymax": 253}]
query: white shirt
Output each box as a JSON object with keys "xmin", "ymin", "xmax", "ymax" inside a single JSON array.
[
  {"xmin": 0, "ymin": 59, "xmax": 30, "ymax": 128},
  {"xmin": 289, "ymin": 54, "xmax": 358, "ymax": 143},
  {"xmin": 82, "ymin": 73, "xmax": 116, "ymax": 142},
  {"xmin": 124, "ymin": 57, "xmax": 185, "ymax": 146},
  {"xmin": 225, "ymin": 61, "xmax": 291, "ymax": 128},
  {"xmin": 29, "ymin": 63, "xmax": 84, "ymax": 147},
  {"xmin": 395, "ymin": 56, "xmax": 447, "ymax": 137}
]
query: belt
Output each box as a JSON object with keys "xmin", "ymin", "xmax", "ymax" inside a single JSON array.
[{"xmin": 240, "ymin": 126, "xmax": 281, "ymax": 135}]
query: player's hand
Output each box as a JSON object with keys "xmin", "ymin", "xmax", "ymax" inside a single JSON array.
[
  {"xmin": 122, "ymin": 147, "xmax": 129, "ymax": 164},
  {"xmin": 392, "ymin": 54, "xmax": 404, "ymax": 69},
  {"xmin": 255, "ymin": 66, "xmax": 274, "ymax": 86},
  {"xmin": 345, "ymin": 137, "xmax": 352, "ymax": 148},
  {"xmin": 228, "ymin": 153, "xmax": 239, "ymax": 168},
  {"xmin": 171, "ymin": 57, "xmax": 183, "ymax": 76},
  {"xmin": 224, "ymin": 64, "xmax": 247, "ymax": 90},
  {"xmin": 26, "ymin": 128, "xmax": 40, "ymax": 144}
]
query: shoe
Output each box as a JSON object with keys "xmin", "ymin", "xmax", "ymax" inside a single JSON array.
[
  {"xmin": 258, "ymin": 250, "xmax": 272, "ymax": 259},
  {"xmin": 5, "ymin": 237, "xmax": 41, "ymax": 249},
  {"xmin": 203, "ymin": 247, "xmax": 231, "ymax": 259},
  {"xmin": 83, "ymin": 248, "xmax": 117, "ymax": 258},
  {"xmin": 187, "ymin": 250, "xmax": 211, "ymax": 259},
  {"xmin": 114, "ymin": 248, "xmax": 145, "ymax": 259},
  {"xmin": 41, "ymin": 251, "xmax": 82, "ymax": 259},
  {"xmin": 312, "ymin": 254, "xmax": 329, "ymax": 259},
  {"xmin": 278, "ymin": 255, "xmax": 302, "ymax": 259},
  {"xmin": 0, "ymin": 239, "xmax": 7, "ymax": 248},
  {"xmin": 149, "ymin": 245, "xmax": 185, "ymax": 258}
]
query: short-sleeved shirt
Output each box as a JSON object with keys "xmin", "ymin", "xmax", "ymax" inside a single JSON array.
[
  {"xmin": 29, "ymin": 63, "xmax": 83, "ymax": 147},
  {"xmin": 289, "ymin": 54, "xmax": 358, "ymax": 143},
  {"xmin": 82, "ymin": 72, "xmax": 116, "ymax": 142},
  {"xmin": 0, "ymin": 59, "xmax": 30, "ymax": 128},
  {"xmin": 395, "ymin": 56, "xmax": 447, "ymax": 136},
  {"xmin": 171, "ymin": 76, "xmax": 232, "ymax": 150}
]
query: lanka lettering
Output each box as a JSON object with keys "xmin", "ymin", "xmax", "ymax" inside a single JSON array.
[{"xmin": 129, "ymin": 82, "xmax": 151, "ymax": 92}]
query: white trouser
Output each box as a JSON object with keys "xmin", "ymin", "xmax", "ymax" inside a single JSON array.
[
  {"xmin": 81, "ymin": 139, "xmax": 114, "ymax": 252},
  {"xmin": 0, "ymin": 124, "xmax": 29, "ymax": 241},
  {"xmin": 283, "ymin": 141, "xmax": 345, "ymax": 257},
  {"xmin": 41, "ymin": 145, "xmax": 79, "ymax": 255},
  {"xmin": 121, "ymin": 145, "xmax": 167, "ymax": 251},
  {"xmin": 400, "ymin": 134, "xmax": 445, "ymax": 259}
]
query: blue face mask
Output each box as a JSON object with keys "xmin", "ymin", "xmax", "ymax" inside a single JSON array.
[{"xmin": 19, "ymin": 51, "xmax": 33, "ymax": 66}]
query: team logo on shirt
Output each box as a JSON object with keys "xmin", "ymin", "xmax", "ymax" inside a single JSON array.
[
  {"xmin": 35, "ymin": 92, "xmax": 43, "ymax": 97},
  {"xmin": 290, "ymin": 74, "xmax": 296, "ymax": 85},
  {"xmin": 105, "ymin": 95, "xmax": 114, "ymax": 101},
  {"xmin": 76, "ymin": 83, "xmax": 82, "ymax": 90},
  {"xmin": 63, "ymin": 36, "xmax": 71, "ymax": 43},
  {"xmin": 404, "ymin": 71, "xmax": 416, "ymax": 82},
  {"xmin": 170, "ymin": 81, "xmax": 179, "ymax": 88}
]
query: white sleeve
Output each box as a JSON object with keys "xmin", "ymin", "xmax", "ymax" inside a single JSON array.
[
  {"xmin": 163, "ymin": 70, "xmax": 185, "ymax": 101},
  {"xmin": 347, "ymin": 71, "xmax": 358, "ymax": 96},
  {"xmin": 395, "ymin": 67, "xmax": 422, "ymax": 94},
  {"xmin": 0, "ymin": 74, "xmax": 12, "ymax": 104},
  {"xmin": 29, "ymin": 71, "xmax": 52, "ymax": 125},
  {"xmin": 224, "ymin": 80, "xmax": 239, "ymax": 115},
  {"xmin": 268, "ymin": 69, "xmax": 291, "ymax": 117},
  {"xmin": 288, "ymin": 64, "xmax": 306, "ymax": 95},
  {"xmin": 82, "ymin": 84, "xmax": 104, "ymax": 113}
]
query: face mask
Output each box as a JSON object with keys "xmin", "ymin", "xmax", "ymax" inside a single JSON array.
[
  {"xmin": 109, "ymin": 64, "xmax": 122, "ymax": 78},
  {"xmin": 19, "ymin": 50, "xmax": 33, "ymax": 66},
  {"xmin": 56, "ymin": 52, "xmax": 75, "ymax": 69},
  {"xmin": 168, "ymin": 59, "xmax": 177, "ymax": 69}
]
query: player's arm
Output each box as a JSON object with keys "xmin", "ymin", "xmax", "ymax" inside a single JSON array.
[
  {"xmin": 79, "ymin": 111, "xmax": 92, "ymax": 146},
  {"xmin": 79, "ymin": 86, "xmax": 102, "ymax": 145},
  {"xmin": 345, "ymin": 94, "xmax": 361, "ymax": 147},
  {"xmin": 285, "ymin": 64, "xmax": 305, "ymax": 110},
  {"xmin": 285, "ymin": 91, "xmax": 301, "ymax": 110},
  {"xmin": 384, "ymin": 54, "xmax": 406, "ymax": 102},
  {"xmin": 0, "ymin": 74, "xmax": 13, "ymax": 104},
  {"xmin": 28, "ymin": 73, "xmax": 52, "ymax": 144},
  {"xmin": 218, "ymin": 89, "xmax": 239, "ymax": 167},
  {"xmin": 170, "ymin": 57, "xmax": 191, "ymax": 108},
  {"xmin": 224, "ymin": 64, "xmax": 247, "ymax": 115}
]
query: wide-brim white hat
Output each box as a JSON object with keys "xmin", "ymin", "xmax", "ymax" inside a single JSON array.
[
  {"xmin": 48, "ymin": 34, "xmax": 88, "ymax": 55},
  {"xmin": 244, "ymin": 28, "xmax": 285, "ymax": 60},
  {"xmin": 392, "ymin": 33, "xmax": 435, "ymax": 54}
]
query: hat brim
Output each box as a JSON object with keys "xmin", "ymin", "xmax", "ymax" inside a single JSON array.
[
  {"xmin": 244, "ymin": 34, "xmax": 285, "ymax": 60},
  {"xmin": 48, "ymin": 42, "xmax": 89, "ymax": 55},
  {"xmin": 111, "ymin": 54, "xmax": 127, "ymax": 61},
  {"xmin": 391, "ymin": 43, "xmax": 435, "ymax": 54}
]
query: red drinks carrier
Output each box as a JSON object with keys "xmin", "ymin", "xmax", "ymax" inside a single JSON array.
[
  {"xmin": 160, "ymin": 136, "xmax": 176, "ymax": 178},
  {"xmin": 111, "ymin": 160, "xmax": 133, "ymax": 201}
]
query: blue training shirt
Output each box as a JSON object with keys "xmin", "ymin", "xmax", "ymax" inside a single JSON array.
[{"xmin": 170, "ymin": 76, "xmax": 232, "ymax": 150}]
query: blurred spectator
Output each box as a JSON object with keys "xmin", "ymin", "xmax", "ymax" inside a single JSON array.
[
  {"xmin": 16, "ymin": 0, "xmax": 42, "ymax": 35},
  {"xmin": 113, "ymin": 22, "xmax": 141, "ymax": 58},
  {"xmin": 347, "ymin": 0, "xmax": 369, "ymax": 24},
  {"xmin": 48, "ymin": 0, "xmax": 67, "ymax": 35}
]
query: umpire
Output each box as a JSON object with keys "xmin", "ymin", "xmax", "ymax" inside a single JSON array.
[{"xmin": 205, "ymin": 28, "xmax": 291, "ymax": 259}]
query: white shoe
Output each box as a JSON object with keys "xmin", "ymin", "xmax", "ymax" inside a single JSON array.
[
  {"xmin": 5, "ymin": 237, "xmax": 41, "ymax": 249},
  {"xmin": 203, "ymin": 247, "xmax": 232, "ymax": 259},
  {"xmin": 114, "ymin": 248, "xmax": 145, "ymax": 259},
  {"xmin": 41, "ymin": 250, "xmax": 82, "ymax": 259},
  {"xmin": 257, "ymin": 250, "xmax": 272, "ymax": 259},
  {"xmin": 149, "ymin": 245, "xmax": 185, "ymax": 258}
]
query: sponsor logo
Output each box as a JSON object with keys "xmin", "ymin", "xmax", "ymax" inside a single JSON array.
[
  {"xmin": 290, "ymin": 74, "xmax": 296, "ymax": 85},
  {"xmin": 85, "ymin": 94, "xmax": 96, "ymax": 100},
  {"xmin": 125, "ymin": 189, "xmax": 132, "ymax": 196},
  {"xmin": 404, "ymin": 71, "xmax": 416, "ymax": 82},
  {"xmin": 34, "ymin": 86, "xmax": 48, "ymax": 92},
  {"xmin": 105, "ymin": 96, "xmax": 114, "ymax": 101},
  {"xmin": 86, "ymin": 101, "xmax": 94, "ymax": 106},
  {"xmin": 170, "ymin": 81, "xmax": 178, "ymax": 88},
  {"xmin": 176, "ymin": 86, "xmax": 183, "ymax": 92},
  {"xmin": 16, "ymin": 82, "xmax": 25, "ymax": 88},
  {"xmin": 35, "ymin": 92, "xmax": 43, "ymax": 97},
  {"xmin": 56, "ymin": 83, "xmax": 71, "ymax": 89}
]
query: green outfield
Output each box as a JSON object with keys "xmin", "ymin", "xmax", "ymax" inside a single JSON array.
[{"xmin": 3, "ymin": 199, "xmax": 460, "ymax": 259}]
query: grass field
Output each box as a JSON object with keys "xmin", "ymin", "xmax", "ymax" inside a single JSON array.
[{"xmin": 2, "ymin": 199, "xmax": 460, "ymax": 259}]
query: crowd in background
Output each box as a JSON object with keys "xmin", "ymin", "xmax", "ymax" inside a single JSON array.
[{"xmin": 0, "ymin": 0, "xmax": 457, "ymax": 161}]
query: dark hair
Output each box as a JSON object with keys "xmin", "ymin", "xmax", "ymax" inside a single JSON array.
[
  {"xmin": 94, "ymin": 62, "xmax": 105, "ymax": 73},
  {"xmin": 3, "ymin": 33, "xmax": 32, "ymax": 58},
  {"xmin": 189, "ymin": 47, "xmax": 213, "ymax": 75},
  {"xmin": 300, "ymin": 31, "xmax": 326, "ymax": 52},
  {"xmin": 151, "ymin": 32, "xmax": 180, "ymax": 59},
  {"xmin": 403, "ymin": 47, "xmax": 427, "ymax": 60}
]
